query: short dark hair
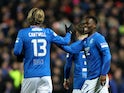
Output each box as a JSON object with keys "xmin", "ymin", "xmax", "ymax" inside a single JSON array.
[{"xmin": 86, "ymin": 16, "xmax": 98, "ymax": 24}]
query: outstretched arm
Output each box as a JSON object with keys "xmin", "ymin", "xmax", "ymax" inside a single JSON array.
[
  {"xmin": 61, "ymin": 40, "xmax": 84, "ymax": 54},
  {"xmin": 51, "ymin": 25, "xmax": 73, "ymax": 45}
]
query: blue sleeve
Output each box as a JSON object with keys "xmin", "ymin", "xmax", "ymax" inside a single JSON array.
[
  {"xmin": 95, "ymin": 35, "xmax": 111, "ymax": 75},
  {"xmin": 50, "ymin": 29, "xmax": 71, "ymax": 45},
  {"xmin": 14, "ymin": 30, "xmax": 23, "ymax": 56},
  {"xmin": 61, "ymin": 40, "xmax": 84, "ymax": 54},
  {"xmin": 64, "ymin": 53, "xmax": 73, "ymax": 79}
]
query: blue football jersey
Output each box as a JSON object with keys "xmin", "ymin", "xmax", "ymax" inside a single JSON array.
[
  {"xmin": 64, "ymin": 51, "xmax": 87, "ymax": 89},
  {"xmin": 83, "ymin": 32, "xmax": 111, "ymax": 79},
  {"xmin": 62, "ymin": 32, "xmax": 111, "ymax": 79},
  {"xmin": 14, "ymin": 26, "xmax": 71, "ymax": 78}
]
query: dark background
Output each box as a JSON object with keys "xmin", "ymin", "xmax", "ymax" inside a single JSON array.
[{"xmin": 0, "ymin": 0, "xmax": 124, "ymax": 93}]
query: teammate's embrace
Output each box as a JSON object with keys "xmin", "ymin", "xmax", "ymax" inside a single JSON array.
[
  {"xmin": 61, "ymin": 16, "xmax": 111, "ymax": 93},
  {"xmin": 13, "ymin": 8, "xmax": 72, "ymax": 93}
]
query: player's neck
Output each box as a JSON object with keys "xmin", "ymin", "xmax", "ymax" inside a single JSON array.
[
  {"xmin": 78, "ymin": 34, "xmax": 88, "ymax": 40},
  {"xmin": 88, "ymin": 30, "xmax": 96, "ymax": 37},
  {"xmin": 30, "ymin": 24, "xmax": 43, "ymax": 28}
]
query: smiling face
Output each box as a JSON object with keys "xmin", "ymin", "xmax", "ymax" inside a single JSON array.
[
  {"xmin": 81, "ymin": 18, "xmax": 89, "ymax": 34},
  {"xmin": 82, "ymin": 17, "xmax": 97, "ymax": 35}
]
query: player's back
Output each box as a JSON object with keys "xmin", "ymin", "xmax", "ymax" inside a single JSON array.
[
  {"xmin": 22, "ymin": 27, "xmax": 53, "ymax": 78},
  {"xmin": 14, "ymin": 26, "xmax": 61, "ymax": 78}
]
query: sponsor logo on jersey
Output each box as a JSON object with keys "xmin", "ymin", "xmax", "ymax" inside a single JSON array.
[{"xmin": 33, "ymin": 59, "xmax": 44, "ymax": 65}]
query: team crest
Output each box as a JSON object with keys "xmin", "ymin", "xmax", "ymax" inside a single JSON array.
[{"xmin": 84, "ymin": 47, "xmax": 90, "ymax": 56}]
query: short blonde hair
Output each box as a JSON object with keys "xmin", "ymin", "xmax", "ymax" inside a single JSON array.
[{"xmin": 27, "ymin": 8, "xmax": 45, "ymax": 25}]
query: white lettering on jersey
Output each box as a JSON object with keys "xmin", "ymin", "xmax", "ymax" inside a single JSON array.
[
  {"xmin": 31, "ymin": 28, "xmax": 42, "ymax": 31},
  {"xmin": 100, "ymin": 42, "xmax": 108, "ymax": 48},
  {"xmin": 28, "ymin": 32, "xmax": 46, "ymax": 37},
  {"xmin": 33, "ymin": 59, "xmax": 44, "ymax": 65}
]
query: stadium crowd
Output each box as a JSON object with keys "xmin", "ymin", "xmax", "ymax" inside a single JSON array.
[{"xmin": 0, "ymin": 0, "xmax": 124, "ymax": 93}]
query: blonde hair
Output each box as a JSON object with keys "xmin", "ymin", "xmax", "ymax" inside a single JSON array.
[{"xmin": 27, "ymin": 8, "xmax": 45, "ymax": 25}]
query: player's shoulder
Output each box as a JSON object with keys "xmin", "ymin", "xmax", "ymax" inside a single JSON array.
[
  {"xmin": 42, "ymin": 28, "xmax": 53, "ymax": 34},
  {"xmin": 46, "ymin": 28, "xmax": 54, "ymax": 33},
  {"xmin": 17, "ymin": 28, "xmax": 29, "ymax": 37},
  {"xmin": 45, "ymin": 28, "xmax": 57, "ymax": 37},
  {"xmin": 18, "ymin": 27, "xmax": 30, "ymax": 33},
  {"xmin": 94, "ymin": 32, "xmax": 105, "ymax": 39}
]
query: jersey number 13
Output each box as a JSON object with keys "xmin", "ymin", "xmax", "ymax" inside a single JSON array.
[{"xmin": 31, "ymin": 39, "xmax": 47, "ymax": 57}]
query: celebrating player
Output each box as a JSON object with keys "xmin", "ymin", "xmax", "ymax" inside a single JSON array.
[
  {"xmin": 61, "ymin": 16, "xmax": 111, "ymax": 93},
  {"xmin": 64, "ymin": 52, "xmax": 87, "ymax": 93},
  {"xmin": 63, "ymin": 24, "xmax": 87, "ymax": 93},
  {"xmin": 13, "ymin": 8, "xmax": 72, "ymax": 93}
]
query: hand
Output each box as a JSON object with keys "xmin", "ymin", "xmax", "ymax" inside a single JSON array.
[
  {"xmin": 65, "ymin": 24, "xmax": 73, "ymax": 34},
  {"xmin": 100, "ymin": 75, "xmax": 106, "ymax": 86},
  {"xmin": 17, "ymin": 51, "xmax": 24, "ymax": 62},
  {"xmin": 63, "ymin": 79, "xmax": 70, "ymax": 90}
]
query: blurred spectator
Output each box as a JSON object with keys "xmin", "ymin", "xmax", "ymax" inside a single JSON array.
[
  {"xmin": 9, "ymin": 62, "xmax": 23, "ymax": 93},
  {"xmin": 110, "ymin": 66, "xmax": 124, "ymax": 93}
]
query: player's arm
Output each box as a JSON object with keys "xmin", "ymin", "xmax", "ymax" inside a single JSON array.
[
  {"xmin": 96, "ymin": 35, "xmax": 111, "ymax": 75},
  {"xmin": 14, "ymin": 30, "xmax": 23, "ymax": 56},
  {"xmin": 60, "ymin": 40, "xmax": 84, "ymax": 54},
  {"xmin": 63, "ymin": 53, "xmax": 73, "ymax": 90},
  {"xmin": 96, "ymin": 35, "xmax": 111, "ymax": 85},
  {"xmin": 60, "ymin": 34, "xmax": 88, "ymax": 54},
  {"xmin": 51, "ymin": 25, "xmax": 73, "ymax": 45},
  {"xmin": 64, "ymin": 53, "xmax": 73, "ymax": 79}
]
